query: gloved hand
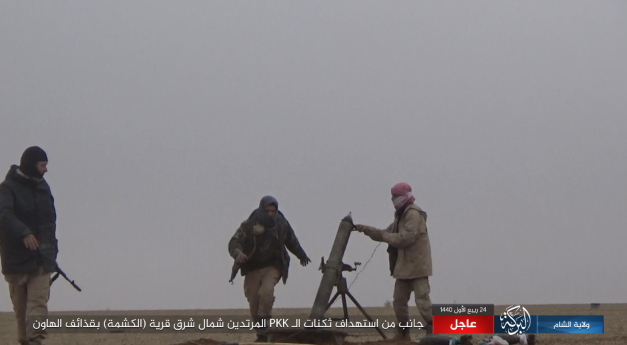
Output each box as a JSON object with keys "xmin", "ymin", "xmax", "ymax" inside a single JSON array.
[{"xmin": 300, "ymin": 256, "xmax": 311, "ymax": 266}]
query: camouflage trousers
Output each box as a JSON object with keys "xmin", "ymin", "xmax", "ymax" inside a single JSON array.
[
  {"xmin": 4, "ymin": 266, "xmax": 51, "ymax": 345},
  {"xmin": 393, "ymin": 276, "xmax": 433, "ymax": 327}
]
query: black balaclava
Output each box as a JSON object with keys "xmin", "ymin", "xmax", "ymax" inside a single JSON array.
[
  {"xmin": 259, "ymin": 195, "xmax": 278, "ymax": 210},
  {"xmin": 259, "ymin": 195, "xmax": 279, "ymax": 221},
  {"xmin": 251, "ymin": 208, "xmax": 276, "ymax": 229},
  {"xmin": 19, "ymin": 146, "xmax": 48, "ymax": 179}
]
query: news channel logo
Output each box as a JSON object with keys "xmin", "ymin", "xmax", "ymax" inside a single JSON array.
[{"xmin": 498, "ymin": 305, "xmax": 532, "ymax": 335}]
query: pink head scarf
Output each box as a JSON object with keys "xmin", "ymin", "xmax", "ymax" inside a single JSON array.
[{"xmin": 391, "ymin": 182, "xmax": 415, "ymax": 209}]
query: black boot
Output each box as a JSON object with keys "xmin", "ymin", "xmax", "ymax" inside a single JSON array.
[
  {"xmin": 254, "ymin": 316, "xmax": 269, "ymax": 342},
  {"xmin": 393, "ymin": 325, "xmax": 411, "ymax": 341},
  {"xmin": 425, "ymin": 320, "xmax": 433, "ymax": 335},
  {"xmin": 254, "ymin": 329, "xmax": 268, "ymax": 342}
]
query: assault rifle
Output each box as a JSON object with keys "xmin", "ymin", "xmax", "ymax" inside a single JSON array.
[
  {"xmin": 51, "ymin": 265, "xmax": 82, "ymax": 292},
  {"xmin": 36, "ymin": 247, "xmax": 81, "ymax": 291}
]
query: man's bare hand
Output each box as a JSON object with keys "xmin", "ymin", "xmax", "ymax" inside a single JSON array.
[
  {"xmin": 235, "ymin": 252, "xmax": 248, "ymax": 264},
  {"xmin": 354, "ymin": 224, "xmax": 367, "ymax": 233},
  {"xmin": 23, "ymin": 234, "xmax": 38, "ymax": 251}
]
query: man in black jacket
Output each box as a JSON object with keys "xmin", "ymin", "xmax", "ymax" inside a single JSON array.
[
  {"xmin": 228, "ymin": 196, "xmax": 310, "ymax": 342},
  {"xmin": 0, "ymin": 146, "xmax": 58, "ymax": 345}
]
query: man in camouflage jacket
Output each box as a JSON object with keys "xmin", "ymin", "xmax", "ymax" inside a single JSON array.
[{"xmin": 228, "ymin": 196, "xmax": 310, "ymax": 342}]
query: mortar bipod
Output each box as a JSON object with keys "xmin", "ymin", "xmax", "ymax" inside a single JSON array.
[{"xmin": 318, "ymin": 256, "xmax": 387, "ymax": 340}]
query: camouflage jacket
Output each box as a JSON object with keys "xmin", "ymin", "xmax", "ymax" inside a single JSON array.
[{"xmin": 228, "ymin": 211, "xmax": 307, "ymax": 284}]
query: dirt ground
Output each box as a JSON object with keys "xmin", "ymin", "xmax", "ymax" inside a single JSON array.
[{"xmin": 0, "ymin": 304, "xmax": 624, "ymax": 345}]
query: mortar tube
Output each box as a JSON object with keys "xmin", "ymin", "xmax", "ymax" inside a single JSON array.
[{"xmin": 309, "ymin": 213, "xmax": 354, "ymax": 320}]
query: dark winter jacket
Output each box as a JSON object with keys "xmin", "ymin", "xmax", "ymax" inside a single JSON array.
[
  {"xmin": 228, "ymin": 210, "xmax": 307, "ymax": 285},
  {"xmin": 0, "ymin": 165, "xmax": 58, "ymax": 274}
]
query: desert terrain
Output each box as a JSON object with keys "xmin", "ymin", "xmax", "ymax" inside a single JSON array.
[{"xmin": 0, "ymin": 304, "xmax": 624, "ymax": 345}]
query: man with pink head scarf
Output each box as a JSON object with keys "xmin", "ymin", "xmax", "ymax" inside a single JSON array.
[
  {"xmin": 355, "ymin": 182, "xmax": 433, "ymax": 341},
  {"xmin": 391, "ymin": 182, "xmax": 416, "ymax": 210}
]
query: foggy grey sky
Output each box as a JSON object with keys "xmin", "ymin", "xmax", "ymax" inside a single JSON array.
[{"xmin": 1, "ymin": 1, "xmax": 626, "ymax": 312}]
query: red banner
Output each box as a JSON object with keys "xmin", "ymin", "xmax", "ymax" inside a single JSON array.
[{"xmin": 432, "ymin": 315, "xmax": 494, "ymax": 334}]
